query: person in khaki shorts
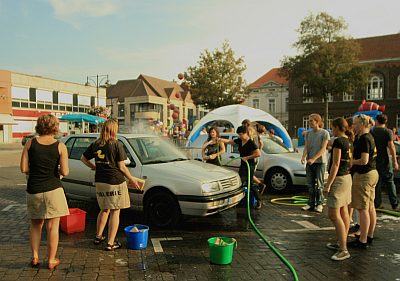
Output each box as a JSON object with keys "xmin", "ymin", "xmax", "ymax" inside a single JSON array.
[
  {"xmin": 348, "ymin": 114, "xmax": 378, "ymax": 249},
  {"xmin": 20, "ymin": 114, "xmax": 69, "ymax": 269},
  {"xmin": 81, "ymin": 119, "xmax": 141, "ymax": 251}
]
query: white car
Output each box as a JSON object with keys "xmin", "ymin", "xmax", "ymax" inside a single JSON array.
[
  {"xmin": 187, "ymin": 133, "xmax": 307, "ymax": 193},
  {"xmin": 61, "ymin": 134, "xmax": 243, "ymax": 228}
]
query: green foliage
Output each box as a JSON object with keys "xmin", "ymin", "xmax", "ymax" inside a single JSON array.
[
  {"xmin": 185, "ymin": 41, "xmax": 247, "ymax": 109},
  {"xmin": 281, "ymin": 12, "xmax": 371, "ymax": 120}
]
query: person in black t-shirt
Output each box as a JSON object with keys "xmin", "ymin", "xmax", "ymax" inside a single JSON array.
[
  {"xmin": 324, "ymin": 118, "xmax": 352, "ymax": 261},
  {"xmin": 348, "ymin": 114, "xmax": 379, "ymax": 249},
  {"xmin": 371, "ymin": 114, "xmax": 399, "ymax": 210},
  {"xmin": 202, "ymin": 127, "xmax": 225, "ymax": 166},
  {"xmin": 219, "ymin": 126, "xmax": 262, "ymax": 209},
  {"xmin": 81, "ymin": 119, "xmax": 140, "ymax": 251}
]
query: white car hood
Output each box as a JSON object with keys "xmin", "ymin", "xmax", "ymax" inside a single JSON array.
[{"xmin": 142, "ymin": 160, "xmax": 237, "ymax": 183}]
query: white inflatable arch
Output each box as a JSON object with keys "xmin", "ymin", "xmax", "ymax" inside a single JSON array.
[{"xmin": 187, "ymin": 104, "xmax": 292, "ymax": 149}]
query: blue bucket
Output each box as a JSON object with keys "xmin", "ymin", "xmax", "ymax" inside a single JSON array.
[{"xmin": 124, "ymin": 224, "xmax": 149, "ymax": 250}]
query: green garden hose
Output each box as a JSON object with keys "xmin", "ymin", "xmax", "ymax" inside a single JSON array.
[{"xmin": 218, "ymin": 153, "xmax": 299, "ymax": 281}]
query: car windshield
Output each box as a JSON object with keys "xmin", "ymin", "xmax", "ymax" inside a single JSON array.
[
  {"xmin": 127, "ymin": 137, "xmax": 189, "ymax": 164},
  {"xmin": 261, "ymin": 137, "xmax": 290, "ymax": 154}
]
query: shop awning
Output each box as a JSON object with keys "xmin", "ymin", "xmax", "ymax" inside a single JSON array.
[{"xmin": 0, "ymin": 114, "xmax": 17, "ymax": 125}]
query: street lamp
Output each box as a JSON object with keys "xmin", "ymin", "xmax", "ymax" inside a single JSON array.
[{"xmin": 85, "ymin": 74, "xmax": 110, "ymax": 106}]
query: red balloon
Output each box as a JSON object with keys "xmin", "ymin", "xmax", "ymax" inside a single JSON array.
[
  {"xmin": 172, "ymin": 112, "xmax": 178, "ymax": 119},
  {"xmin": 175, "ymin": 93, "xmax": 180, "ymax": 98},
  {"xmin": 169, "ymin": 104, "xmax": 175, "ymax": 110},
  {"xmin": 173, "ymin": 107, "xmax": 179, "ymax": 112},
  {"xmin": 178, "ymin": 73, "xmax": 184, "ymax": 80}
]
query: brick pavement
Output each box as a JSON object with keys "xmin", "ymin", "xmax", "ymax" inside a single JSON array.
[{"xmin": 0, "ymin": 166, "xmax": 399, "ymax": 280}]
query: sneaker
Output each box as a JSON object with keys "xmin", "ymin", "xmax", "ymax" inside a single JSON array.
[
  {"xmin": 331, "ymin": 250, "xmax": 350, "ymax": 261},
  {"xmin": 258, "ymin": 183, "xmax": 267, "ymax": 195},
  {"xmin": 315, "ymin": 204, "xmax": 323, "ymax": 213},
  {"xmin": 354, "ymin": 234, "xmax": 374, "ymax": 245},
  {"xmin": 105, "ymin": 241, "xmax": 122, "ymax": 251},
  {"xmin": 93, "ymin": 235, "xmax": 106, "ymax": 245},
  {"xmin": 349, "ymin": 224, "xmax": 360, "ymax": 233},
  {"xmin": 326, "ymin": 242, "xmax": 340, "ymax": 251},
  {"xmin": 302, "ymin": 205, "xmax": 313, "ymax": 211},
  {"xmin": 347, "ymin": 239, "xmax": 368, "ymax": 249}
]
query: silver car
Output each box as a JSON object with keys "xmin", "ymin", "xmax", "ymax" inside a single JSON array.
[
  {"xmin": 61, "ymin": 134, "xmax": 243, "ymax": 228},
  {"xmin": 187, "ymin": 133, "xmax": 307, "ymax": 193}
]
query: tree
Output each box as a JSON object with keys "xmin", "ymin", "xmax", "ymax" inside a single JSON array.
[
  {"xmin": 280, "ymin": 12, "xmax": 370, "ymax": 126},
  {"xmin": 184, "ymin": 41, "xmax": 247, "ymax": 109}
]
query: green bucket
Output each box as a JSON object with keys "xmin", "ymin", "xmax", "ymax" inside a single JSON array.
[{"xmin": 207, "ymin": 237, "xmax": 237, "ymax": 265}]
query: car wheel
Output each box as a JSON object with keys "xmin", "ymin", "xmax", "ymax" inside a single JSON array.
[
  {"xmin": 145, "ymin": 190, "xmax": 181, "ymax": 228},
  {"xmin": 265, "ymin": 168, "xmax": 292, "ymax": 193}
]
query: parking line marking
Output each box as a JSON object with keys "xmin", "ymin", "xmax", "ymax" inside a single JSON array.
[
  {"xmin": 1, "ymin": 204, "xmax": 26, "ymax": 212},
  {"xmin": 292, "ymin": 220, "xmax": 320, "ymax": 229},
  {"xmin": 151, "ymin": 237, "xmax": 183, "ymax": 253}
]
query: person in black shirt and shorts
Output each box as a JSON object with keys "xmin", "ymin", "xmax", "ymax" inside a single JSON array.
[
  {"xmin": 81, "ymin": 119, "xmax": 141, "ymax": 251},
  {"xmin": 324, "ymin": 118, "xmax": 353, "ymax": 261},
  {"xmin": 348, "ymin": 114, "xmax": 378, "ymax": 249},
  {"xmin": 219, "ymin": 126, "xmax": 262, "ymax": 209},
  {"xmin": 20, "ymin": 114, "xmax": 69, "ymax": 269}
]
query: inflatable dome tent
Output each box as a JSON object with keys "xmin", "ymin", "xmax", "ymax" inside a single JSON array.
[{"xmin": 187, "ymin": 104, "xmax": 293, "ymax": 149}]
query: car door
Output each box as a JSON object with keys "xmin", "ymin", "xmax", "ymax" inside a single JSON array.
[
  {"xmin": 221, "ymin": 135, "xmax": 241, "ymax": 170},
  {"xmin": 118, "ymin": 137, "xmax": 143, "ymax": 207},
  {"xmin": 63, "ymin": 136, "xmax": 97, "ymax": 199}
]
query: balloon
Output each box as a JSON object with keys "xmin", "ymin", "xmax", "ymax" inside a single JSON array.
[
  {"xmin": 172, "ymin": 112, "xmax": 178, "ymax": 119},
  {"xmin": 182, "ymin": 124, "xmax": 186, "ymax": 128},
  {"xmin": 175, "ymin": 93, "xmax": 180, "ymax": 98},
  {"xmin": 169, "ymin": 104, "xmax": 175, "ymax": 110},
  {"xmin": 178, "ymin": 73, "xmax": 184, "ymax": 80},
  {"xmin": 173, "ymin": 107, "xmax": 179, "ymax": 113}
]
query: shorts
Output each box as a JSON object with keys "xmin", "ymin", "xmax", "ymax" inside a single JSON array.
[
  {"xmin": 351, "ymin": 170, "xmax": 379, "ymax": 210},
  {"xmin": 96, "ymin": 181, "xmax": 131, "ymax": 210},
  {"xmin": 327, "ymin": 174, "xmax": 352, "ymax": 208},
  {"xmin": 26, "ymin": 187, "xmax": 69, "ymax": 219}
]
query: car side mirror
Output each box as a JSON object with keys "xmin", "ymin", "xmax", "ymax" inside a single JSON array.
[{"xmin": 124, "ymin": 158, "xmax": 136, "ymax": 168}]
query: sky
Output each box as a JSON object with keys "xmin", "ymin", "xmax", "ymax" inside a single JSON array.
[{"xmin": 1, "ymin": 0, "xmax": 399, "ymax": 85}]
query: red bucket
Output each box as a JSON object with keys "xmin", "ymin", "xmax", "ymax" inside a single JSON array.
[{"xmin": 60, "ymin": 208, "xmax": 86, "ymax": 234}]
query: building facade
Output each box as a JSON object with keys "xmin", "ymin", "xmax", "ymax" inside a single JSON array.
[
  {"xmin": 107, "ymin": 74, "xmax": 207, "ymax": 131},
  {"xmin": 244, "ymin": 68, "xmax": 289, "ymax": 129},
  {"xmin": 288, "ymin": 33, "xmax": 400, "ymax": 137},
  {"xmin": 0, "ymin": 70, "xmax": 106, "ymax": 143}
]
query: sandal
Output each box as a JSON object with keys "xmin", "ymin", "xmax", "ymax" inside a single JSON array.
[
  {"xmin": 30, "ymin": 257, "xmax": 40, "ymax": 268},
  {"xmin": 48, "ymin": 258, "xmax": 60, "ymax": 270},
  {"xmin": 105, "ymin": 241, "xmax": 122, "ymax": 251},
  {"xmin": 93, "ymin": 235, "xmax": 106, "ymax": 245}
]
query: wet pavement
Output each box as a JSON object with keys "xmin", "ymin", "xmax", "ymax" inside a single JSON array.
[{"xmin": 0, "ymin": 163, "xmax": 400, "ymax": 280}]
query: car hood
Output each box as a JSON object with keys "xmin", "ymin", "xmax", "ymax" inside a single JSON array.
[{"xmin": 142, "ymin": 160, "xmax": 237, "ymax": 183}]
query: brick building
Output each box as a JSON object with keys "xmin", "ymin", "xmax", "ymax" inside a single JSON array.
[{"xmin": 288, "ymin": 33, "xmax": 400, "ymax": 137}]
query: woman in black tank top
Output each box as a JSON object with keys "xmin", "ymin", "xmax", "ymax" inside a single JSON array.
[{"xmin": 20, "ymin": 114, "xmax": 69, "ymax": 269}]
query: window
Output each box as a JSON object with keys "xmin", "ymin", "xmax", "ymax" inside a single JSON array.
[
  {"xmin": 366, "ymin": 75, "xmax": 383, "ymax": 100},
  {"xmin": 397, "ymin": 114, "xmax": 400, "ymax": 130},
  {"xmin": 323, "ymin": 93, "xmax": 333, "ymax": 102},
  {"xmin": 343, "ymin": 92, "xmax": 354, "ymax": 101},
  {"xmin": 397, "ymin": 75, "xmax": 400, "ymax": 99},
  {"xmin": 252, "ymin": 99, "xmax": 259, "ymax": 109},
  {"xmin": 118, "ymin": 104, "xmax": 125, "ymax": 117},
  {"xmin": 268, "ymin": 99, "xmax": 276, "ymax": 113},
  {"xmin": 68, "ymin": 137, "xmax": 96, "ymax": 160},
  {"xmin": 302, "ymin": 115, "xmax": 309, "ymax": 129},
  {"xmin": 302, "ymin": 85, "xmax": 313, "ymax": 103}
]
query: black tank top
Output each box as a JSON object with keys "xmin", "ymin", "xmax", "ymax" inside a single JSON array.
[{"xmin": 27, "ymin": 138, "xmax": 62, "ymax": 194}]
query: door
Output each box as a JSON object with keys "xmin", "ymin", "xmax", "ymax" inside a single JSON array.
[{"xmin": 63, "ymin": 136, "xmax": 97, "ymax": 199}]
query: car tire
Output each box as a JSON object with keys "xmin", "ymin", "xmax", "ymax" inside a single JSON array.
[
  {"xmin": 145, "ymin": 190, "xmax": 181, "ymax": 228},
  {"xmin": 265, "ymin": 168, "xmax": 292, "ymax": 193}
]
